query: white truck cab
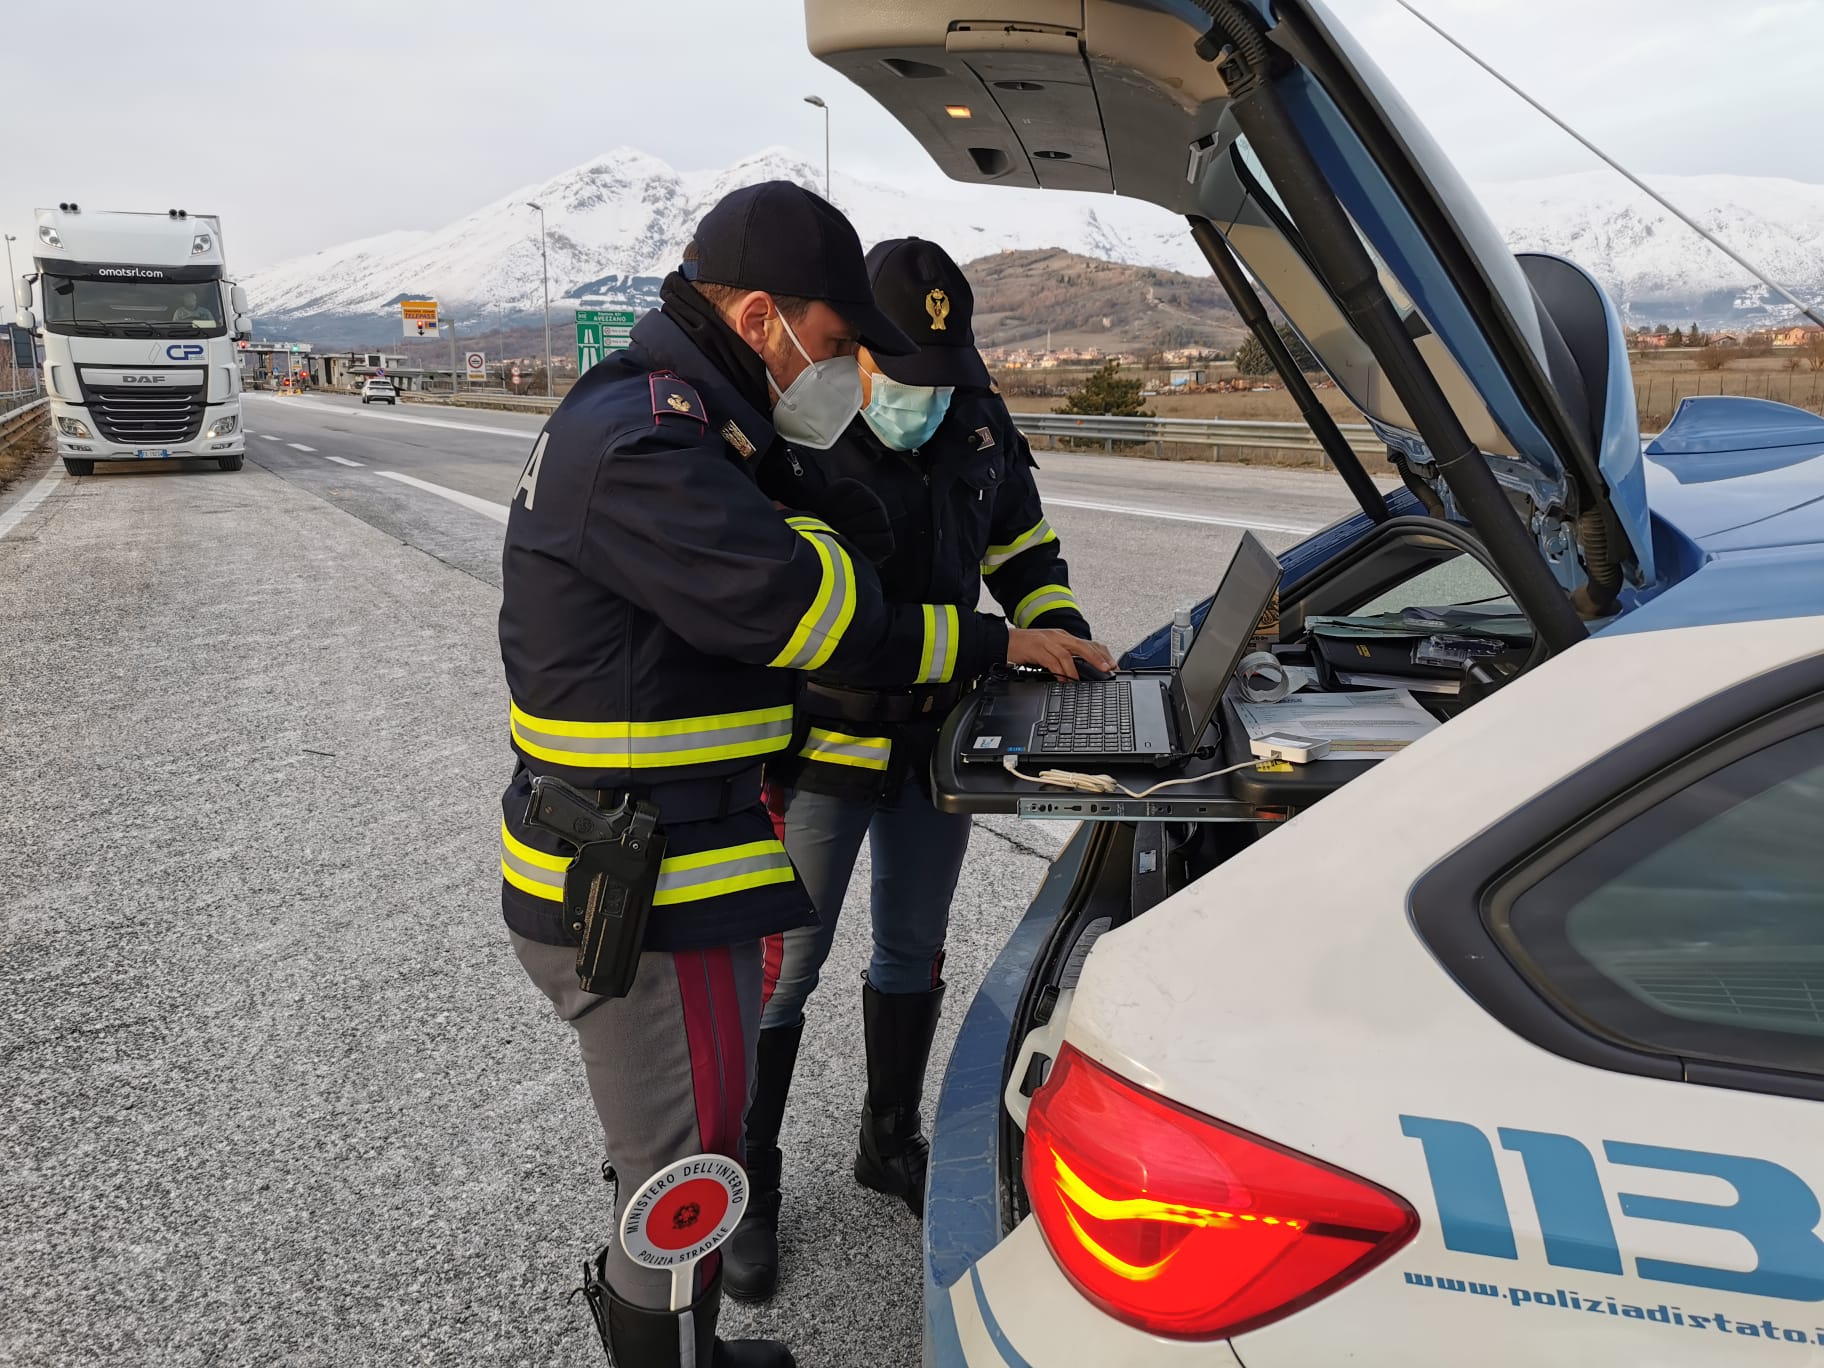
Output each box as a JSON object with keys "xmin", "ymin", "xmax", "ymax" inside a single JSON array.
[{"xmin": 17, "ymin": 204, "xmax": 252, "ymax": 475}]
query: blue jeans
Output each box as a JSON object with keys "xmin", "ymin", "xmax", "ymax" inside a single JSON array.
[{"xmin": 761, "ymin": 779, "xmax": 973, "ymax": 1030}]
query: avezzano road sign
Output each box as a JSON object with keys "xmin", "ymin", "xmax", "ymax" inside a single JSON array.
[{"xmin": 576, "ymin": 307, "xmax": 636, "ymax": 373}]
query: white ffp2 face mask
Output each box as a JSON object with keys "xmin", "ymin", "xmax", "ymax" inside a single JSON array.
[{"xmin": 766, "ymin": 312, "xmax": 863, "ymax": 450}]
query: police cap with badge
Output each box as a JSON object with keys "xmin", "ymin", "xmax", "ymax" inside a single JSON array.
[{"xmin": 862, "ymin": 237, "xmax": 993, "ymax": 390}]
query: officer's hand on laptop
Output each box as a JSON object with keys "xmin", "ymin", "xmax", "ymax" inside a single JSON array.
[{"xmin": 1007, "ymin": 630, "xmax": 1117, "ymax": 681}]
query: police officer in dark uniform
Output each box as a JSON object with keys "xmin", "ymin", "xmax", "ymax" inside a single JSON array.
[
  {"xmin": 720, "ymin": 237, "xmax": 1112, "ymax": 1300},
  {"xmin": 497, "ymin": 187, "xmax": 1094, "ymax": 1367}
]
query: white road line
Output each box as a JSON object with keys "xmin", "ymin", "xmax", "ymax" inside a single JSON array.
[
  {"xmin": 260, "ymin": 434, "xmax": 283, "ymax": 442},
  {"xmin": 1043, "ymin": 496, "xmax": 1319, "ymax": 536},
  {"xmin": 288, "ymin": 443, "xmax": 316, "ymax": 452},
  {"xmin": 261, "ymin": 395, "xmax": 538, "ymax": 440},
  {"xmin": 377, "ymin": 471, "xmax": 509, "ymax": 524},
  {"xmin": 0, "ymin": 463, "xmax": 65, "ymax": 542},
  {"xmin": 325, "ymin": 455, "xmax": 363, "ymax": 468}
]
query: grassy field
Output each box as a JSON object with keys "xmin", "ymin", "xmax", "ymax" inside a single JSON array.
[{"xmin": 1001, "ymin": 350, "xmax": 1824, "ymax": 431}]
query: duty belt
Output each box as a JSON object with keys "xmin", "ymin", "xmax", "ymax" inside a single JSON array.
[
  {"xmin": 566, "ymin": 767, "xmax": 764, "ymax": 826},
  {"xmin": 802, "ymin": 679, "xmax": 967, "ymax": 726}
]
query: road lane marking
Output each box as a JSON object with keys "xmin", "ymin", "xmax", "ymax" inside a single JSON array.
[
  {"xmin": 260, "ymin": 434, "xmax": 283, "ymax": 442},
  {"xmin": 288, "ymin": 443, "xmax": 316, "ymax": 452},
  {"xmin": 377, "ymin": 471, "xmax": 509, "ymax": 524},
  {"xmin": 325, "ymin": 455, "xmax": 363, "ymax": 468},
  {"xmin": 259, "ymin": 395, "xmax": 541, "ymax": 440},
  {"xmin": 0, "ymin": 463, "xmax": 64, "ymax": 542},
  {"xmin": 1042, "ymin": 496, "xmax": 1319, "ymax": 536}
]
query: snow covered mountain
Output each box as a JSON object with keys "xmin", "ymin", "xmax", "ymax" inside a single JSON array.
[
  {"xmin": 244, "ymin": 148, "xmax": 1824, "ymax": 344},
  {"xmin": 1478, "ymin": 171, "xmax": 1824, "ymax": 328}
]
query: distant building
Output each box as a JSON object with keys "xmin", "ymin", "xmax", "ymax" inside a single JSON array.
[
  {"xmin": 1632, "ymin": 332, "xmax": 1669, "ymax": 349},
  {"xmin": 1170, "ymin": 368, "xmax": 1207, "ymax": 388},
  {"xmin": 1774, "ymin": 327, "xmax": 1821, "ymax": 347}
]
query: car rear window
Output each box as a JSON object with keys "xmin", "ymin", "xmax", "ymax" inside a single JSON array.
[{"xmin": 1498, "ymin": 726, "xmax": 1824, "ymax": 1077}]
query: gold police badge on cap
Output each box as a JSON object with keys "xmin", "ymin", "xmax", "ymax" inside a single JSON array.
[{"xmin": 925, "ymin": 288, "xmax": 950, "ymax": 332}]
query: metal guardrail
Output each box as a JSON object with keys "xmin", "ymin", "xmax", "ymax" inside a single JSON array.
[
  {"xmin": 1010, "ymin": 412, "xmax": 1382, "ymax": 465},
  {"xmin": 2, "ymin": 387, "xmax": 44, "ymax": 414},
  {"xmin": 0, "ymin": 396, "xmax": 48, "ymax": 448}
]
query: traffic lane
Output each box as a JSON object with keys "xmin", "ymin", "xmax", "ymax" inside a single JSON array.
[
  {"xmin": 0, "ymin": 451, "xmax": 1048, "ymax": 1368},
  {"xmin": 244, "ymin": 394, "xmax": 540, "ymax": 505}
]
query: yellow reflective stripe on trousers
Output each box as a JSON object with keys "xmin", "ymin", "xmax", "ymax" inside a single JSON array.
[
  {"xmin": 798, "ymin": 726, "xmax": 892, "ymax": 771},
  {"xmin": 501, "ymin": 824, "xmax": 794, "ymax": 907},
  {"xmin": 917, "ymin": 603, "xmax": 960, "ymax": 683},
  {"xmin": 653, "ymin": 839, "xmax": 795, "ymax": 905},
  {"xmin": 509, "ymin": 703, "xmax": 793, "ymax": 770},
  {"xmin": 770, "ymin": 520, "xmax": 858, "ymax": 671},
  {"xmin": 1013, "ymin": 583, "xmax": 1081, "ymax": 628},
  {"xmin": 500, "ymin": 820, "xmax": 571, "ymax": 903},
  {"xmin": 982, "ymin": 517, "xmax": 1057, "ymax": 571}
]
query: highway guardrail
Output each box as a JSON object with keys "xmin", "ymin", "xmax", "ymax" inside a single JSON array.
[
  {"xmin": 0, "ymin": 395, "xmax": 48, "ymax": 449},
  {"xmin": 1010, "ymin": 412, "xmax": 1384, "ymax": 466}
]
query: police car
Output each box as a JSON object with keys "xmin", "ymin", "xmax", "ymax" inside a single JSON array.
[{"xmin": 805, "ymin": 1, "xmax": 1824, "ymax": 1364}]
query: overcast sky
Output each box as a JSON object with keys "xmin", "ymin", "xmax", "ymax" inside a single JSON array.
[{"xmin": 3, "ymin": 0, "xmax": 1820, "ymax": 273}]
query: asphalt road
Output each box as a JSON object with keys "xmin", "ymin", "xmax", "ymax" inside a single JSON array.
[{"xmin": 0, "ymin": 394, "xmax": 1386, "ymax": 1367}]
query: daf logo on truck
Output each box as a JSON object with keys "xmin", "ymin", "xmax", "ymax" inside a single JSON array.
[{"xmin": 122, "ymin": 374, "xmax": 168, "ymax": 384}]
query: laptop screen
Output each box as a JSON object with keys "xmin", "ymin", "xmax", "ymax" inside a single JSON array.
[{"xmin": 1172, "ymin": 531, "xmax": 1283, "ymax": 744}]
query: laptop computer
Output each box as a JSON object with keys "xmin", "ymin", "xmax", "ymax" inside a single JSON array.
[{"xmin": 962, "ymin": 531, "xmax": 1282, "ymax": 766}]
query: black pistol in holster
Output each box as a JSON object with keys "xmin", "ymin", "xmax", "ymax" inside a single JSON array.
[{"xmin": 524, "ymin": 775, "xmax": 665, "ymax": 999}]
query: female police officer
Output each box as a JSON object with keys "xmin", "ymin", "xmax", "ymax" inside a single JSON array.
[{"xmin": 723, "ymin": 237, "xmax": 1111, "ymax": 1300}]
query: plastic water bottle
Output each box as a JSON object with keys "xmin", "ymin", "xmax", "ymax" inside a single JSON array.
[{"xmin": 1171, "ymin": 607, "xmax": 1194, "ymax": 667}]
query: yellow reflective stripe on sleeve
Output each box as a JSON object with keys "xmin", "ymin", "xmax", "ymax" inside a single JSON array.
[
  {"xmin": 509, "ymin": 703, "xmax": 793, "ymax": 770},
  {"xmin": 1013, "ymin": 583, "xmax": 1081, "ymax": 629},
  {"xmin": 500, "ymin": 820, "xmax": 571, "ymax": 903},
  {"xmin": 982, "ymin": 517, "xmax": 1058, "ymax": 571},
  {"xmin": 770, "ymin": 522, "xmax": 858, "ymax": 671},
  {"xmin": 916, "ymin": 603, "xmax": 960, "ymax": 683},
  {"xmin": 653, "ymin": 839, "xmax": 796, "ymax": 905},
  {"xmin": 798, "ymin": 727, "xmax": 892, "ymax": 771}
]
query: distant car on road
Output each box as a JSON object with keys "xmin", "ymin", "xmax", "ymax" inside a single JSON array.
[
  {"xmin": 360, "ymin": 378, "xmax": 398, "ymax": 406},
  {"xmin": 809, "ymin": 2, "xmax": 1824, "ymax": 1366}
]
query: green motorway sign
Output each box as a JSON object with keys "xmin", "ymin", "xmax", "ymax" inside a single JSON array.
[{"xmin": 576, "ymin": 307, "xmax": 637, "ymax": 372}]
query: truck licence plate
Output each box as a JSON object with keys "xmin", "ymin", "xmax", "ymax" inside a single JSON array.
[{"xmin": 134, "ymin": 449, "xmax": 171, "ymax": 460}]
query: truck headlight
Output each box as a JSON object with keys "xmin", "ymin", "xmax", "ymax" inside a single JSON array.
[
  {"xmin": 192, "ymin": 232, "xmax": 213, "ymax": 256},
  {"xmin": 206, "ymin": 414, "xmax": 239, "ymax": 439},
  {"xmin": 39, "ymin": 224, "xmax": 63, "ymax": 249},
  {"xmin": 56, "ymin": 417, "xmax": 91, "ymax": 438}
]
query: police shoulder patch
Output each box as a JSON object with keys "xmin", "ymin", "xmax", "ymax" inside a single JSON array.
[{"xmin": 649, "ymin": 370, "xmax": 707, "ymax": 429}]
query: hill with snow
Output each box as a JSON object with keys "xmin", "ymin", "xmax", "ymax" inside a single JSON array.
[{"xmin": 243, "ymin": 148, "xmax": 1824, "ymax": 346}]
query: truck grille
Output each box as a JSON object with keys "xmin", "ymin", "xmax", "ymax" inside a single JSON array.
[{"xmin": 86, "ymin": 385, "xmax": 206, "ymax": 446}]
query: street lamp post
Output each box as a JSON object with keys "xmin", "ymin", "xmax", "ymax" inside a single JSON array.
[
  {"xmin": 524, "ymin": 201, "xmax": 554, "ymax": 397},
  {"xmin": 803, "ymin": 96, "xmax": 830, "ymax": 201},
  {"xmin": 2, "ymin": 233, "xmax": 37, "ymax": 394}
]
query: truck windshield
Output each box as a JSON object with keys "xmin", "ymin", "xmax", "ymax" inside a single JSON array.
[{"xmin": 42, "ymin": 276, "xmax": 226, "ymax": 338}]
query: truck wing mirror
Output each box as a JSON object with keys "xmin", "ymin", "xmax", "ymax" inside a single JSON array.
[
  {"xmin": 14, "ymin": 308, "xmax": 36, "ymax": 333},
  {"xmin": 234, "ymin": 314, "xmax": 253, "ymax": 341},
  {"xmin": 15, "ymin": 276, "xmax": 31, "ymax": 311},
  {"xmin": 231, "ymin": 284, "xmax": 249, "ymax": 314}
]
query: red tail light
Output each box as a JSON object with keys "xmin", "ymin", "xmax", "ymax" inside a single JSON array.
[{"xmin": 1023, "ymin": 1045, "xmax": 1418, "ymax": 1340}]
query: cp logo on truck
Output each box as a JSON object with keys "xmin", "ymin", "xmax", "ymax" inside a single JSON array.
[{"xmin": 165, "ymin": 344, "xmax": 204, "ymax": 361}]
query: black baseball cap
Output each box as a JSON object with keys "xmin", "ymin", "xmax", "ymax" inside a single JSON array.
[
  {"xmin": 682, "ymin": 181, "xmax": 915, "ymax": 356},
  {"xmin": 863, "ymin": 237, "xmax": 992, "ymax": 389}
]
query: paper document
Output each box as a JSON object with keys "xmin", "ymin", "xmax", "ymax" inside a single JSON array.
[
  {"xmin": 1336, "ymin": 671, "xmax": 1461, "ymax": 696},
  {"xmin": 1234, "ymin": 689, "xmax": 1440, "ymax": 759}
]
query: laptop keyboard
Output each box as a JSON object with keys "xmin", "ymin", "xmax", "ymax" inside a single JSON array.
[{"xmin": 1035, "ymin": 680, "xmax": 1136, "ymax": 753}]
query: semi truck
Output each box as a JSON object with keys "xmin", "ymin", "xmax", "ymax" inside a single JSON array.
[{"xmin": 15, "ymin": 204, "xmax": 251, "ymax": 475}]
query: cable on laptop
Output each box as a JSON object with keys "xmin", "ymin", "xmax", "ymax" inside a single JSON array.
[{"xmin": 1001, "ymin": 753, "xmax": 1265, "ymax": 799}]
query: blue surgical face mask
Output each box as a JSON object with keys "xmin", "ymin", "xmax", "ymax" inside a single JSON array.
[{"xmin": 862, "ymin": 373, "xmax": 954, "ymax": 451}]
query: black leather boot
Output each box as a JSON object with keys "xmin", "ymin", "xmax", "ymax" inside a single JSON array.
[
  {"xmin": 854, "ymin": 980, "xmax": 945, "ymax": 1216},
  {"xmin": 577, "ymin": 1252, "xmax": 795, "ymax": 1367},
  {"xmin": 722, "ymin": 1020, "xmax": 804, "ymax": 1302}
]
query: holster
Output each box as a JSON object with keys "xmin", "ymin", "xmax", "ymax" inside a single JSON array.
[{"xmin": 524, "ymin": 775, "xmax": 667, "ymax": 999}]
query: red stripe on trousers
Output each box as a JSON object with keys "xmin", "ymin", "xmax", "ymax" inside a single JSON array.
[
  {"xmin": 760, "ymin": 932, "xmax": 785, "ymax": 1009},
  {"xmin": 672, "ymin": 947, "xmax": 747, "ymax": 1295},
  {"xmin": 763, "ymin": 779, "xmax": 788, "ymax": 841}
]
